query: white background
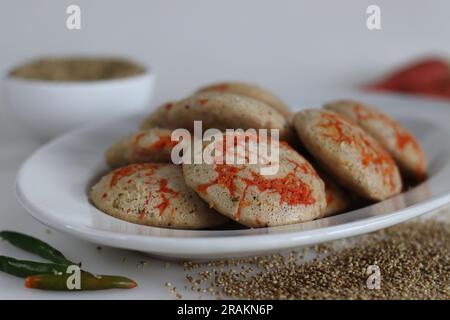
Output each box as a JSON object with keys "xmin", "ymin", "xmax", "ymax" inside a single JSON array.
[
  {"xmin": 1, "ymin": 0, "xmax": 450, "ymax": 104},
  {"xmin": 0, "ymin": 0, "xmax": 449, "ymax": 299}
]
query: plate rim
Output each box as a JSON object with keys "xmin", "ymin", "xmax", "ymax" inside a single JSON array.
[{"xmin": 16, "ymin": 179, "xmax": 450, "ymax": 255}]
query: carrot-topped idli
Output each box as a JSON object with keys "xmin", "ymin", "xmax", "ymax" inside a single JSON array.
[
  {"xmin": 183, "ymin": 134, "xmax": 326, "ymax": 228},
  {"xmin": 293, "ymin": 109, "xmax": 402, "ymax": 201},
  {"xmin": 105, "ymin": 128, "xmax": 176, "ymax": 168},
  {"xmin": 196, "ymin": 82, "xmax": 292, "ymax": 118},
  {"xmin": 91, "ymin": 163, "xmax": 228, "ymax": 229},
  {"xmin": 140, "ymin": 92, "xmax": 294, "ymax": 141},
  {"xmin": 324, "ymin": 100, "xmax": 426, "ymax": 181}
]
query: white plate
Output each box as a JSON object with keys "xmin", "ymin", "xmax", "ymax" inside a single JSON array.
[{"xmin": 15, "ymin": 92, "xmax": 450, "ymax": 259}]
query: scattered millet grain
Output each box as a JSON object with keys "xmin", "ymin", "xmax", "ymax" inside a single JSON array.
[
  {"xmin": 182, "ymin": 220, "xmax": 449, "ymax": 299},
  {"xmin": 166, "ymin": 283, "xmax": 183, "ymax": 299}
]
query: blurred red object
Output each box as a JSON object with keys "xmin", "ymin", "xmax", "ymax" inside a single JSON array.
[{"xmin": 366, "ymin": 57, "xmax": 450, "ymax": 99}]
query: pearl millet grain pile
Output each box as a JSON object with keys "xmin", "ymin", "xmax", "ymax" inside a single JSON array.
[
  {"xmin": 9, "ymin": 57, "xmax": 145, "ymax": 81},
  {"xmin": 182, "ymin": 218, "xmax": 449, "ymax": 299}
]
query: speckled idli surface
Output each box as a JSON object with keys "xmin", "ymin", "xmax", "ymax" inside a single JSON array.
[
  {"xmin": 183, "ymin": 137, "xmax": 326, "ymax": 228},
  {"xmin": 293, "ymin": 109, "xmax": 402, "ymax": 201},
  {"xmin": 196, "ymin": 82, "xmax": 292, "ymax": 118},
  {"xmin": 324, "ymin": 100, "xmax": 426, "ymax": 181},
  {"xmin": 105, "ymin": 128, "xmax": 175, "ymax": 168},
  {"xmin": 90, "ymin": 163, "xmax": 228, "ymax": 229},
  {"xmin": 140, "ymin": 92, "xmax": 294, "ymax": 141},
  {"xmin": 318, "ymin": 169, "xmax": 352, "ymax": 217}
]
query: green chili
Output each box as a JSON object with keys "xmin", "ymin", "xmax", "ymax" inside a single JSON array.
[
  {"xmin": 0, "ymin": 256, "xmax": 69, "ymax": 278},
  {"xmin": 0, "ymin": 230, "xmax": 137, "ymax": 291},
  {"xmin": 0, "ymin": 231, "xmax": 76, "ymax": 265},
  {"xmin": 25, "ymin": 273, "xmax": 137, "ymax": 291}
]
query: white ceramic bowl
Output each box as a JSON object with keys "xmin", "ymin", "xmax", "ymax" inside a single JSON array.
[
  {"xmin": 3, "ymin": 64, "xmax": 156, "ymax": 140},
  {"xmin": 15, "ymin": 91, "xmax": 450, "ymax": 260}
]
